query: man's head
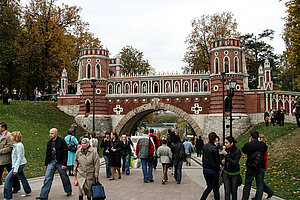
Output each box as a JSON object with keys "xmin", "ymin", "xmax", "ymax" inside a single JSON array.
[
  {"xmin": 49, "ymin": 128, "xmax": 58, "ymax": 140},
  {"xmin": 149, "ymin": 129, "xmax": 154, "ymax": 134},
  {"xmin": 0, "ymin": 122, "xmax": 7, "ymax": 133},
  {"xmin": 250, "ymin": 130, "xmax": 259, "ymax": 140}
]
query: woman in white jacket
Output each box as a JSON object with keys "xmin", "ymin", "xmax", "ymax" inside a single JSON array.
[
  {"xmin": 4, "ymin": 131, "xmax": 31, "ymax": 199},
  {"xmin": 157, "ymin": 137, "xmax": 172, "ymax": 184}
]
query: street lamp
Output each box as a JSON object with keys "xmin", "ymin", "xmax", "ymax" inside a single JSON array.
[
  {"xmin": 91, "ymin": 78, "xmax": 97, "ymax": 132},
  {"xmin": 221, "ymin": 72, "xmax": 226, "ymax": 145},
  {"xmin": 225, "ymin": 78, "xmax": 237, "ymax": 137}
]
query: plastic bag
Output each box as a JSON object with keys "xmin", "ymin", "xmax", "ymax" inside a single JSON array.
[{"xmin": 74, "ymin": 176, "xmax": 78, "ymax": 186}]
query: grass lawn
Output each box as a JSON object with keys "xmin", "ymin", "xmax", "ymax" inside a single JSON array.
[
  {"xmin": 236, "ymin": 123, "xmax": 300, "ymax": 200},
  {"xmin": 0, "ymin": 101, "xmax": 87, "ymax": 178}
]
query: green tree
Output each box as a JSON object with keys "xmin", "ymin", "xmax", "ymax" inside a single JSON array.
[
  {"xmin": 241, "ymin": 29, "xmax": 279, "ymax": 89},
  {"xmin": 0, "ymin": 0, "xmax": 22, "ymax": 89},
  {"xmin": 281, "ymin": 0, "xmax": 300, "ymax": 91},
  {"xmin": 183, "ymin": 12, "xmax": 240, "ymax": 73},
  {"xmin": 118, "ymin": 45, "xmax": 153, "ymax": 75}
]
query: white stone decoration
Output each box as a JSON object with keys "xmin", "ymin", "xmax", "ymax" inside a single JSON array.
[
  {"xmin": 125, "ymin": 99, "xmax": 128, "ymax": 102},
  {"xmin": 204, "ymin": 97, "xmax": 208, "ymax": 101},
  {"xmin": 234, "ymin": 51, "xmax": 238, "ymax": 55},
  {"xmin": 143, "ymin": 99, "xmax": 146, "ymax": 102},
  {"xmin": 195, "ymin": 98, "xmax": 199, "ymax": 101},
  {"xmin": 224, "ymin": 50, "xmax": 229, "ymax": 55},
  {"xmin": 215, "ymin": 52, "xmax": 218, "ymax": 56},
  {"xmin": 176, "ymin": 98, "xmax": 179, "ymax": 101},
  {"xmin": 113, "ymin": 105, "xmax": 123, "ymax": 115},
  {"xmin": 191, "ymin": 103, "xmax": 202, "ymax": 114},
  {"xmin": 213, "ymin": 85, "xmax": 219, "ymax": 91},
  {"xmin": 117, "ymin": 99, "xmax": 120, "ymax": 102},
  {"xmin": 134, "ymin": 99, "xmax": 137, "ymax": 102},
  {"xmin": 186, "ymin": 98, "xmax": 189, "ymax": 101},
  {"xmin": 108, "ymin": 100, "xmax": 112, "ymax": 102},
  {"xmin": 96, "ymin": 89, "xmax": 101, "ymax": 94},
  {"xmin": 236, "ymin": 84, "xmax": 241, "ymax": 91},
  {"xmin": 167, "ymin": 98, "xmax": 170, "ymax": 101},
  {"xmin": 80, "ymin": 89, "xmax": 83, "ymax": 95}
]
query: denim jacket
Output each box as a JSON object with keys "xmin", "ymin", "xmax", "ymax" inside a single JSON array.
[{"xmin": 12, "ymin": 142, "xmax": 27, "ymax": 172}]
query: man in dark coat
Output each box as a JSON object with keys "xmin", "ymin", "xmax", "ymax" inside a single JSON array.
[
  {"xmin": 241, "ymin": 130, "xmax": 267, "ymax": 200},
  {"xmin": 278, "ymin": 106, "xmax": 285, "ymax": 126},
  {"xmin": 294, "ymin": 99, "xmax": 300, "ymax": 127},
  {"xmin": 196, "ymin": 136, "xmax": 204, "ymax": 157},
  {"xmin": 36, "ymin": 128, "xmax": 72, "ymax": 200}
]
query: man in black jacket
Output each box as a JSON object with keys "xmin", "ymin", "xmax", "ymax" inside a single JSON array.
[
  {"xmin": 241, "ymin": 130, "xmax": 267, "ymax": 200},
  {"xmin": 36, "ymin": 128, "xmax": 72, "ymax": 200}
]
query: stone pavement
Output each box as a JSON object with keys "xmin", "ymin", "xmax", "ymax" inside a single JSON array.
[{"xmin": 0, "ymin": 156, "xmax": 284, "ymax": 200}]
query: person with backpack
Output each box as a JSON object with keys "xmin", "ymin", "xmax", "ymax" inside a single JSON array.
[
  {"xmin": 149, "ymin": 129, "xmax": 160, "ymax": 170},
  {"xmin": 241, "ymin": 130, "xmax": 267, "ymax": 200},
  {"xmin": 64, "ymin": 129, "xmax": 78, "ymax": 176},
  {"xmin": 170, "ymin": 135, "xmax": 185, "ymax": 184}
]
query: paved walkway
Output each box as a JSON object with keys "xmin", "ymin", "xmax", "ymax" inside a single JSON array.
[{"xmin": 0, "ymin": 156, "xmax": 284, "ymax": 200}]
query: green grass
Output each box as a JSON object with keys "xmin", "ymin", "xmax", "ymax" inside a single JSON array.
[
  {"xmin": 236, "ymin": 123, "xmax": 300, "ymax": 200},
  {"xmin": 0, "ymin": 101, "xmax": 86, "ymax": 178}
]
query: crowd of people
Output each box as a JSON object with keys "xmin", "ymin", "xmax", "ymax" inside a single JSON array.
[{"xmin": 0, "ymin": 120, "xmax": 283, "ymax": 200}]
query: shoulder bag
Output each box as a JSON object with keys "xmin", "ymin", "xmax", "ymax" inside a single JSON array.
[{"xmin": 67, "ymin": 136, "xmax": 77, "ymax": 153}]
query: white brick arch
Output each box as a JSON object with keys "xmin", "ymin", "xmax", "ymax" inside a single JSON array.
[{"xmin": 114, "ymin": 102, "xmax": 203, "ymax": 136}]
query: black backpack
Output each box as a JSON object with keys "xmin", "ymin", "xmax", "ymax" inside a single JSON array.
[{"xmin": 247, "ymin": 151, "xmax": 264, "ymax": 170}]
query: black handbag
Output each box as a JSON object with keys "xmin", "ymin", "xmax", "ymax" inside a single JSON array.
[
  {"xmin": 67, "ymin": 136, "xmax": 77, "ymax": 153},
  {"xmin": 92, "ymin": 180, "xmax": 106, "ymax": 200}
]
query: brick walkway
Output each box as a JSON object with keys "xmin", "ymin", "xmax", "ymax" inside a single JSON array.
[{"xmin": 0, "ymin": 156, "xmax": 284, "ymax": 200}]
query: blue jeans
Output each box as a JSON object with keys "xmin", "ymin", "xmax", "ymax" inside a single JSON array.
[
  {"xmin": 122, "ymin": 154, "xmax": 130, "ymax": 173},
  {"xmin": 103, "ymin": 155, "xmax": 111, "ymax": 178},
  {"xmin": 173, "ymin": 160, "xmax": 183, "ymax": 183},
  {"xmin": 39, "ymin": 160, "xmax": 72, "ymax": 199},
  {"xmin": 4, "ymin": 165, "xmax": 31, "ymax": 199},
  {"xmin": 140, "ymin": 158, "xmax": 153, "ymax": 182},
  {"xmin": 242, "ymin": 167, "xmax": 265, "ymax": 200},
  {"xmin": 253, "ymin": 181, "xmax": 274, "ymax": 199},
  {"xmin": 200, "ymin": 170, "xmax": 220, "ymax": 200},
  {"xmin": 223, "ymin": 173, "xmax": 239, "ymax": 200}
]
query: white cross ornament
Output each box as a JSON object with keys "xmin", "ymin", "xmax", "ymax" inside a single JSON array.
[
  {"xmin": 191, "ymin": 103, "xmax": 202, "ymax": 114},
  {"xmin": 113, "ymin": 105, "xmax": 123, "ymax": 115}
]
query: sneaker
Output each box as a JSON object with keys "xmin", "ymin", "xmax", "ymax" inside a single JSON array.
[
  {"xmin": 149, "ymin": 179, "xmax": 154, "ymax": 182},
  {"xmin": 66, "ymin": 193, "xmax": 72, "ymax": 197},
  {"xmin": 21, "ymin": 193, "xmax": 31, "ymax": 197},
  {"xmin": 267, "ymin": 194, "xmax": 273, "ymax": 199}
]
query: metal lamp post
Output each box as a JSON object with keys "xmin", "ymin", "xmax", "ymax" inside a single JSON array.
[
  {"xmin": 225, "ymin": 78, "xmax": 237, "ymax": 137},
  {"xmin": 91, "ymin": 79, "xmax": 97, "ymax": 132},
  {"xmin": 221, "ymin": 72, "xmax": 226, "ymax": 145}
]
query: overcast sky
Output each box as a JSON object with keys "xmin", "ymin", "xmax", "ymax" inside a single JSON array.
[{"xmin": 25, "ymin": 0, "xmax": 288, "ymax": 73}]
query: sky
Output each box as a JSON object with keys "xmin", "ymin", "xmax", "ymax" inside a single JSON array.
[{"xmin": 23, "ymin": 0, "xmax": 288, "ymax": 73}]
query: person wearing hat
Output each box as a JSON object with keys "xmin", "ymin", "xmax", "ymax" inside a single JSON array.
[{"xmin": 157, "ymin": 137, "xmax": 172, "ymax": 184}]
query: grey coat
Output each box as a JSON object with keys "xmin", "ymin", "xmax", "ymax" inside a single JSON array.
[
  {"xmin": 157, "ymin": 144, "xmax": 172, "ymax": 164},
  {"xmin": 0, "ymin": 131, "xmax": 13, "ymax": 165}
]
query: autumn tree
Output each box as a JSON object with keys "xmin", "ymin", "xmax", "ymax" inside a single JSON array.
[
  {"xmin": 0, "ymin": 0, "xmax": 22, "ymax": 89},
  {"xmin": 118, "ymin": 45, "xmax": 153, "ymax": 75},
  {"xmin": 280, "ymin": 0, "xmax": 300, "ymax": 91},
  {"xmin": 20, "ymin": 0, "xmax": 101, "ymax": 96},
  {"xmin": 241, "ymin": 29, "xmax": 279, "ymax": 89},
  {"xmin": 183, "ymin": 12, "xmax": 240, "ymax": 73}
]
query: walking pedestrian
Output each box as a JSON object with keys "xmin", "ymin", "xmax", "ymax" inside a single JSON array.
[
  {"xmin": 89, "ymin": 131, "xmax": 98, "ymax": 153},
  {"xmin": 36, "ymin": 128, "xmax": 72, "ymax": 200},
  {"xmin": 170, "ymin": 135, "xmax": 185, "ymax": 184},
  {"xmin": 251, "ymin": 134, "xmax": 274, "ymax": 199},
  {"xmin": 0, "ymin": 122, "xmax": 21, "ymax": 193},
  {"xmin": 294, "ymin": 99, "xmax": 300, "ymax": 127},
  {"xmin": 277, "ymin": 107, "xmax": 285, "ymax": 126},
  {"xmin": 136, "ymin": 129, "xmax": 155, "ymax": 183},
  {"xmin": 4, "ymin": 131, "xmax": 31, "ymax": 199},
  {"xmin": 157, "ymin": 137, "xmax": 172, "ymax": 184},
  {"xmin": 270, "ymin": 109, "xmax": 275, "ymax": 126},
  {"xmin": 200, "ymin": 132, "xmax": 221, "ymax": 200},
  {"xmin": 65, "ymin": 129, "xmax": 78, "ymax": 176},
  {"xmin": 264, "ymin": 110, "xmax": 269, "ymax": 126},
  {"xmin": 183, "ymin": 137, "xmax": 194, "ymax": 166},
  {"xmin": 219, "ymin": 136, "xmax": 241, "ymax": 200},
  {"xmin": 196, "ymin": 136, "xmax": 204, "ymax": 157},
  {"xmin": 100, "ymin": 131, "xmax": 111, "ymax": 178},
  {"xmin": 120, "ymin": 135, "xmax": 132, "ymax": 175},
  {"xmin": 74, "ymin": 138, "xmax": 100, "ymax": 200},
  {"xmin": 108, "ymin": 132, "xmax": 121, "ymax": 181},
  {"xmin": 149, "ymin": 129, "xmax": 160, "ymax": 170},
  {"xmin": 241, "ymin": 130, "xmax": 267, "ymax": 200}
]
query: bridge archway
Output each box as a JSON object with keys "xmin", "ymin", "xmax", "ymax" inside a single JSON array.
[{"xmin": 114, "ymin": 102, "xmax": 203, "ymax": 136}]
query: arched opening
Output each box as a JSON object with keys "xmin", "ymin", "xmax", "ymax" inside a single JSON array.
[
  {"xmin": 165, "ymin": 82, "xmax": 171, "ymax": 93},
  {"xmin": 85, "ymin": 99, "xmax": 91, "ymax": 113},
  {"xmin": 96, "ymin": 64, "xmax": 101, "ymax": 79},
  {"xmin": 184, "ymin": 82, "xmax": 189, "ymax": 92},
  {"xmin": 124, "ymin": 83, "xmax": 130, "ymax": 94},
  {"xmin": 215, "ymin": 58, "xmax": 219, "ymax": 74},
  {"xmin": 142, "ymin": 83, "xmax": 147, "ymax": 93},
  {"xmin": 108, "ymin": 84, "xmax": 113, "ymax": 94},
  {"xmin": 203, "ymin": 81, "xmax": 209, "ymax": 92},
  {"xmin": 224, "ymin": 57, "xmax": 229, "ymax": 73},
  {"xmin": 133, "ymin": 83, "xmax": 138, "ymax": 94},
  {"xmin": 234, "ymin": 57, "xmax": 239, "ymax": 73},
  {"xmin": 87, "ymin": 64, "xmax": 91, "ymax": 79},
  {"xmin": 80, "ymin": 63, "xmax": 84, "ymax": 79},
  {"xmin": 114, "ymin": 102, "xmax": 203, "ymax": 137},
  {"xmin": 194, "ymin": 81, "xmax": 199, "ymax": 92},
  {"xmin": 153, "ymin": 82, "xmax": 159, "ymax": 93},
  {"xmin": 174, "ymin": 82, "xmax": 180, "ymax": 93},
  {"xmin": 116, "ymin": 83, "xmax": 121, "ymax": 94}
]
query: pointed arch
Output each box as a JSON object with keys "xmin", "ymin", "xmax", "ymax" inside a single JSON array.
[
  {"xmin": 133, "ymin": 83, "xmax": 138, "ymax": 94},
  {"xmin": 124, "ymin": 83, "xmax": 130, "ymax": 94},
  {"xmin": 153, "ymin": 82, "xmax": 159, "ymax": 93},
  {"xmin": 165, "ymin": 81, "xmax": 171, "ymax": 93},
  {"xmin": 223, "ymin": 56, "xmax": 230, "ymax": 73},
  {"xmin": 108, "ymin": 83, "xmax": 113, "ymax": 94},
  {"xmin": 86, "ymin": 64, "xmax": 91, "ymax": 79},
  {"xmin": 193, "ymin": 81, "xmax": 199, "ymax": 92},
  {"xmin": 116, "ymin": 83, "xmax": 121, "ymax": 94},
  {"xmin": 234, "ymin": 56, "xmax": 239, "ymax": 73},
  {"xmin": 184, "ymin": 81, "xmax": 189, "ymax": 92},
  {"xmin": 95, "ymin": 64, "xmax": 101, "ymax": 79},
  {"xmin": 214, "ymin": 57, "xmax": 219, "ymax": 74},
  {"xmin": 142, "ymin": 82, "xmax": 147, "ymax": 93},
  {"xmin": 174, "ymin": 81, "xmax": 180, "ymax": 93},
  {"xmin": 203, "ymin": 80, "xmax": 209, "ymax": 92}
]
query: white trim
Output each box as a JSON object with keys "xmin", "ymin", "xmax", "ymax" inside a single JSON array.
[
  {"xmin": 183, "ymin": 81, "xmax": 189, "ymax": 92},
  {"xmin": 57, "ymin": 96, "xmax": 80, "ymax": 99},
  {"xmin": 193, "ymin": 81, "xmax": 199, "ymax": 92},
  {"xmin": 234, "ymin": 56, "xmax": 239, "ymax": 73},
  {"xmin": 223, "ymin": 56, "xmax": 230, "ymax": 73},
  {"xmin": 174, "ymin": 81, "xmax": 180, "ymax": 93},
  {"xmin": 203, "ymin": 80, "xmax": 209, "ymax": 92},
  {"xmin": 133, "ymin": 82, "xmax": 138, "ymax": 94},
  {"xmin": 124, "ymin": 83, "xmax": 130, "ymax": 94},
  {"xmin": 86, "ymin": 63, "xmax": 92, "ymax": 79},
  {"xmin": 142, "ymin": 82, "xmax": 147, "ymax": 93},
  {"xmin": 116, "ymin": 83, "xmax": 121, "ymax": 94},
  {"xmin": 165, "ymin": 81, "xmax": 171, "ymax": 93},
  {"xmin": 95, "ymin": 64, "xmax": 101, "ymax": 79},
  {"xmin": 108, "ymin": 83, "xmax": 113, "ymax": 94},
  {"xmin": 214, "ymin": 57, "xmax": 219, "ymax": 74},
  {"xmin": 85, "ymin": 99, "xmax": 91, "ymax": 104}
]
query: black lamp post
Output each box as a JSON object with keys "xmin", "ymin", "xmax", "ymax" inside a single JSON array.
[
  {"xmin": 225, "ymin": 78, "xmax": 237, "ymax": 137},
  {"xmin": 91, "ymin": 79, "xmax": 97, "ymax": 132},
  {"xmin": 221, "ymin": 72, "xmax": 226, "ymax": 145}
]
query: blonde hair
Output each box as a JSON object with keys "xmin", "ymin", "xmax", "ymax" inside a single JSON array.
[
  {"xmin": 11, "ymin": 131, "xmax": 22, "ymax": 142},
  {"xmin": 121, "ymin": 135, "xmax": 128, "ymax": 141},
  {"xmin": 259, "ymin": 134, "xmax": 267, "ymax": 144}
]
